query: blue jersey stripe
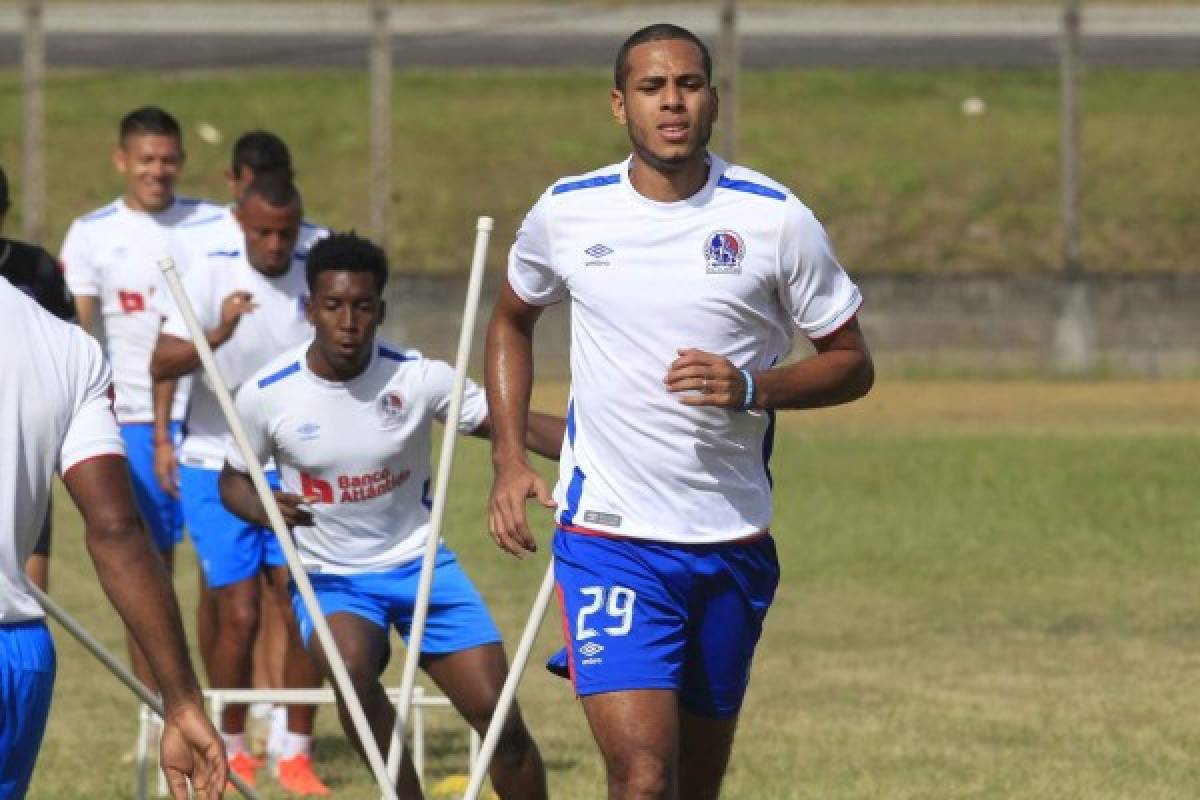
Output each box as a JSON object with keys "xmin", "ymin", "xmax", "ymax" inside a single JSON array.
[
  {"xmin": 762, "ymin": 409, "xmax": 776, "ymax": 489},
  {"xmin": 378, "ymin": 345, "xmax": 414, "ymax": 362},
  {"xmin": 717, "ymin": 176, "xmax": 786, "ymax": 201},
  {"xmin": 559, "ymin": 467, "xmax": 587, "ymax": 527},
  {"xmin": 566, "ymin": 400, "xmax": 576, "ymax": 448},
  {"xmin": 178, "ymin": 212, "xmax": 224, "ymax": 228},
  {"xmin": 207, "ymin": 249, "xmax": 240, "ymax": 258},
  {"xmin": 257, "ymin": 361, "xmax": 301, "ymax": 388},
  {"xmin": 81, "ymin": 204, "xmax": 118, "ymax": 222},
  {"xmin": 552, "ymin": 174, "xmax": 620, "ymax": 195}
]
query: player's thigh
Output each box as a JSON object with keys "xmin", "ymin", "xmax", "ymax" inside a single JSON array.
[
  {"xmin": 580, "ymin": 689, "xmax": 679, "ymax": 781},
  {"xmin": 179, "ymin": 465, "xmax": 269, "ymax": 589},
  {"xmin": 0, "ymin": 621, "xmax": 56, "ymax": 798},
  {"xmin": 680, "ymin": 535, "xmax": 780, "ymax": 719},
  {"xmin": 292, "ymin": 574, "xmax": 391, "ymax": 680},
  {"xmin": 420, "ymin": 643, "xmax": 511, "ymax": 727},
  {"xmin": 309, "ymin": 612, "xmax": 390, "ymax": 687},
  {"xmin": 677, "ymin": 707, "xmax": 739, "ymax": 800},
  {"xmin": 552, "ymin": 531, "xmax": 689, "ymax": 697}
]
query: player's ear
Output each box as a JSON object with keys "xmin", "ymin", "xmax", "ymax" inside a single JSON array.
[
  {"xmin": 377, "ymin": 299, "xmax": 387, "ymax": 326},
  {"xmin": 112, "ymin": 145, "xmax": 128, "ymax": 175},
  {"xmin": 304, "ymin": 293, "xmax": 314, "ymax": 323},
  {"xmin": 711, "ymin": 86, "xmax": 719, "ymax": 123},
  {"xmin": 610, "ymin": 87, "xmax": 627, "ymax": 125}
]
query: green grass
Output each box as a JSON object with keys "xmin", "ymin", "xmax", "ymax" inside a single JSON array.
[
  {"xmin": 0, "ymin": 67, "xmax": 1197, "ymax": 274},
  {"xmin": 29, "ymin": 380, "xmax": 1200, "ymax": 798}
]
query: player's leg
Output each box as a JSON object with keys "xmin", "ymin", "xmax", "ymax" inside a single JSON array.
[
  {"xmin": 551, "ymin": 530, "xmax": 691, "ymax": 800},
  {"xmin": 23, "ymin": 504, "xmax": 52, "ymax": 591},
  {"xmin": 0, "ymin": 621, "xmax": 56, "ymax": 797},
  {"xmin": 675, "ymin": 534, "xmax": 780, "ymax": 799},
  {"xmin": 414, "ymin": 548, "xmax": 546, "ymax": 799},
  {"xmin": 296, "ymin": 578, "xmax": 422, "ymax": 798},
  {"xmin": 196, "ymin": 565, "xmax": 218, "ymax": 680},
  {"xmin": 250, "ymin": 572, "xmax": 283, "ymax": 760}
]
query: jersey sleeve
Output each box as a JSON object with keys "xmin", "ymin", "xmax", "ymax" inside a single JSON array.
[
  {"xmin": 427, "ymin": 360, "xmax": 488, "ymax": 433},
  {"xmin": 60, "ymin": 334, "xmax": 125, "ymax": 475},
  {"xmin": 60, "ymin": 220, "xmax": 99, "ymax": 298},
  {"xmin": 225, "ymin": 381, "xmax": 271, "ymax": 472},
  {"xmin": 777, "ymin": 198, "xmax": 863, "ymax": 339},
  {"xmin": 507, "ymin": 191, "xmax": 566, "ymax": 306}
]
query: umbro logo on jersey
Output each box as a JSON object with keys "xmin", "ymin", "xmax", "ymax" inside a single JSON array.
[
  {"xmin": 584, "ymin": 243, "xmax": 613, "ymax": 266},
  {"xmin": 704, "ymin": 230, "xmax": 745, "ymax": 274}
]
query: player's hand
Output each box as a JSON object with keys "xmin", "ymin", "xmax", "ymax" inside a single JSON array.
[
  {"xmin": 488, "ymin": 461, "xmax": 555, "ymax": 559},
  {"xmin": 214, "ymin": 291, "xmax": 257, "ymax": 343},
  {"xmin": 154, "ymin": 439, "xmax": 179, "ymax": 498},
  {"xmin": 159, "ymin": 699, "xmax": 227, "ymax": 800},
  {"xmin": 274, "ymin": 492, "xmax": 318, "ymax": 528},
  {"xmin": 665, "ymin": 348, "xmax": 747, "ymax": 409}
]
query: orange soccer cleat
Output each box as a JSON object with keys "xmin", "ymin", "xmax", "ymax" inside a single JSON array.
[
  {"xmin": 276, "ymin": 753, "xmax": 332, "ymax": 796},
  {"xmin": 227, "ymin": 750, "xmax": 260, "ymax": 790}
]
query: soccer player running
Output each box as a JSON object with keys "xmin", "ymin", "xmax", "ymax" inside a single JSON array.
[
  {"xmin": 486, "ymin": 24, "xmax": 874, "ymax": 800},
  {"xmin": 60, "ymin": 106, "xmax": 220, "ymax": 706},
  {"xmin": 0, "ymin": 277, "xmax": 225, "ymax": 798},
  {"xmin": 219, "ymin": 232, "xmax": 559, "ymax": 800},
  {"xmin": 0, "ymin": 165, "xmax": 76, "ymax": 592},
  {"xmin": 151, "ymin": 172, "xmax": 329, "ymax": 794},
  {"xmin": 165, "ymin": 129, "xmax": 306, "ymax": 767}
]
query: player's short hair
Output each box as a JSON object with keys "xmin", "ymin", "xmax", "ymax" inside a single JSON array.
[
  {"xmin": 0, "ymin": 165, "xmax": 9, "ymax": 216},
  {"xmin": 614, "ymin": 23, "xmax": 712, "ymax": 90},
  {"xmin": 306, "ymin": 232, "xmax": 389, "ymax": 295},
  {"xmin": 231, "ymin": 131, "xmax": 294, "ymax": 180},
  {"xmin": 238, "ymin": 170, "xmax": 300, "ymax": 209},
  {"xmin": 118, "ymin": 106, "xmax": 182, "ymax": 146}
]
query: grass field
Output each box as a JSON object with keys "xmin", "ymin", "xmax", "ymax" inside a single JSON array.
[
  {"xmin": 29, "ymin": 379, "xmax": 1200, "ymax": 798},
  {"xmin": 0, "ymin": 66, "xmax": 1196, "ymax": 274}
]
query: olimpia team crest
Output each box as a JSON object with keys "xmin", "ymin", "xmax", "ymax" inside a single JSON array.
[{"xmin": 704, "ymin": 230, "xmax": 745, "ymax": 274}]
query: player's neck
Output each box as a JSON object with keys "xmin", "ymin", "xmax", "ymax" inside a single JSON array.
[
  {"xmin": 628, "ymin": 151, "xmax": 709, "ymax": 202},
  {"xmin": 306, "ymin": 342, "xmax": 371, "ymax": 383}
]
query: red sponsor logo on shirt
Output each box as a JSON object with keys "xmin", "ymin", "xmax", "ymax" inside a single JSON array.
[
  {"xmin": 301, "ymin": 468, "xmax": 411, "ymax": 504},
  {"xmin": 118, "ymin": 289, "xmax": 145, "ymax": 313}
]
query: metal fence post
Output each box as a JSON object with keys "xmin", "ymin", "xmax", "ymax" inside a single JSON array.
[
  {"xmin": 22, "ymin": 0, "xmax": 46, "ymax": 244},
  {"xmin": 368, "ymin": 0, "xmax": 392, "ymax": 250},
  {"xmin": 718, "ymin": 0, "xmax": 739, "ymax": 161}
]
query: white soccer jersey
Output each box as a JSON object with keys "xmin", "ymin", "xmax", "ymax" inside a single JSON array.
[
  {"xmin": 509, "ymin": 154, "xmax": 862, "ymax": 544},
  {"xmin": 0, "ymin": 278, "xmax": 124, "ymax": 623},
  {"xmin": 160, "ymin": 230, "xmax": 324, "ymax": 469},
  {"xmin": 61, "ymin": 195, "xmax": 222, "ymax": 424},
  {"xmin": 227, "ymin": 340, "xmax": 487, "ymax": 574}
]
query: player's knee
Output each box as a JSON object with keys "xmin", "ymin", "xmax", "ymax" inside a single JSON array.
[
  {"xmin": 489, "ymin": 715, "xmax": 536, "ymax": 767},
  {"xmin": 219, "ymin": 595, "xmax": 260, "ymax": 643},
  {"xmin": 607, "ymin": 749, "xmax": 672, "ymax": 799}
]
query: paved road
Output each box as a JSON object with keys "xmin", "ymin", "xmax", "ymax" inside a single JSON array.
[{"xmin": 1, "ymin": 4, "xmax": 1197, "ymax": 68}]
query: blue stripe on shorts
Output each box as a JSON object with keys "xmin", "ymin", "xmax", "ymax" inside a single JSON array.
[
  {"xmin": 0, "ymin": 621, "xmax": 56, "ymax": 797},
  {"xmin": 291, "ymin": 546, "xmax": 501, "ymax": 672}
]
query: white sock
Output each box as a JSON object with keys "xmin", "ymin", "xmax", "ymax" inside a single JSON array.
[
  {"xmin": 280, "ymin": 732, "xmax": 313, "ymax": 760},
  {"xmin": 268, "ymin": 706, "xmax": 287, "ymax": 756},
  {"xmin": 221, "ymin": 732, "xmax": 248, "ymax": 757},
  {"xmin": 249, "ymin": 702, "xmax": 272, "ymax": 722}
]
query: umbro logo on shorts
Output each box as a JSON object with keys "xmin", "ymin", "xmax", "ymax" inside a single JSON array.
[{"xmin": 579, "ymin": 642, "xmax": 604, "ymax": 664}]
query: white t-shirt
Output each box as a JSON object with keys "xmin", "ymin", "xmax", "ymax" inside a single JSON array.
[
  {"xmin": 509, "ymin": 154, "xmax": 862, "ymax": 544},
  {"xmin": 61, "ymin": 195, "xmax": 222, "ymax": 424},
  {"xmin": 227, "ymin": 340, "xmax": 487, "ymax": 574},
  {"xmin": 160, "ymin": 232, "xmax": 324, "ymax": 469},
  {"xmin": 0, "ymin": 277, "xmax": 125, "ymax": 623}
]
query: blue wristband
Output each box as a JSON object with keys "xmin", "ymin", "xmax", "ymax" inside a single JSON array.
[{"xmin": 739, "ymin": 369, "xmax": 755, "ymax": 411}]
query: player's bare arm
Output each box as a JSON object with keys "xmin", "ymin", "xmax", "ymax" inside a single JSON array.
[
  {"xmin": 148, "ymin": 290, "xmax": 256, "ymax": 380},
  {"xmin": 63, "ymin": 453, "xmax": 226, "ymax": 799},
  {"xmin": 218, "ymin": 463, "xmax": 316, "ymax": 529},
  {"xmin": 665, "ymin": 316, "xmax": 874, "ymax": 410},
  {"xmin": 472, "ymin": 411, "xmax": 565, "ymax": 462},
  {"xmin": 151, "ymin": 376, "xmax": 180, "ymax": 497},
  {"xmin": 74, "ymin": 294, "xmax": 99, "ymax": 335},
  {"xmin": 484, "ymin": 279, "xmax": 554, "ymax": 558}
]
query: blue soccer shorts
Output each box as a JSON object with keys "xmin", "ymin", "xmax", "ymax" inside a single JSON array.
[
  {"xmin": 292, "ymin": 546, "xmax": 501, "ymax": 672},
  {"xmin": 0, "ymin": 621, "xmax": 56, "ymax": 797},
  {"xmin": 120, "ymin": 422, "xmax": 184, "ymax": 551},
  {"xmin": 548, "ymin": 527, "xmax": 780, "ymax": 719},
  {"xmin": 179, "ymin": 465, "xmax": 285, "ymax": 589}
]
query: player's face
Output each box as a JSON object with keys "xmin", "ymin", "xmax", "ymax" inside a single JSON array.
[
  {"xmin": 307, "ymin": 270, "xmax": 385, "ymax": 373},
  {"xmin": 611, "ymin": 39, "xmax": 717, "ymax": 173},
  {"xmin": 235, "ymin": 194, "xmax": 302, "ymax": 277},
  {"xmin": 113, "ymin": 133, "xmax": 184, "ymax": 213}
]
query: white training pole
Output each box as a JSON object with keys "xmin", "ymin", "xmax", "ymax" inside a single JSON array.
[
  {"xmin": 462, "ymin": 561, "xmax": 555, "ymax": 800},
  {"xmin": 385, "ymin": 216, "xmax": 493, "ymax": 790},
  {"xmin": 28, "ymin": 583, "xmax": 260, "ymax": 800},
  {"xmin": 157, "ymin": 258, "xmax": 400, "ymax": 800}
]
